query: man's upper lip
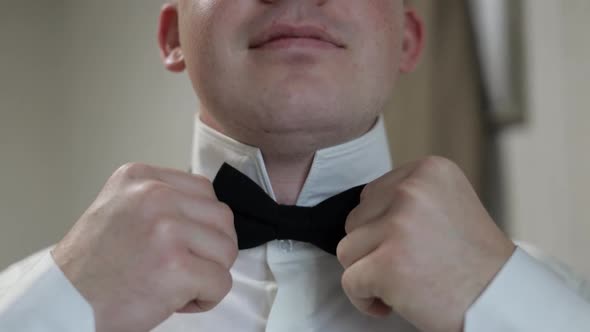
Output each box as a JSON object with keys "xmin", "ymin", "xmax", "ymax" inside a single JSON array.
[{"xmin": 249, "ymin": 24, "xmax": 346, "ymax": 49}]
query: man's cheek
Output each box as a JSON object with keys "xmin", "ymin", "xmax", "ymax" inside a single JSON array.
[{"xmin": 367, "ymin": 0, "xmax": 405, "ymax": 31}]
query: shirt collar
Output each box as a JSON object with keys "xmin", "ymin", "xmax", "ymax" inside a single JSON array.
[{"xmin": 191, "ymin": 115, "xmax": 393, "ymax": 206}]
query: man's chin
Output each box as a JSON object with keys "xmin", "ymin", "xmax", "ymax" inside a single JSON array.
[{"xmin": 257, "ymin": 83, "xmax": 344, "ymax": 111}]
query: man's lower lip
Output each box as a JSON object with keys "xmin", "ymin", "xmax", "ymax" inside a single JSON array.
[{"xmin": 253, "ymin": 37, "xmax": 340, "ymax": 50}]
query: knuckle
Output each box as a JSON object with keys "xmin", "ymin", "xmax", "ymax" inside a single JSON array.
[
  {"xmin": 209, "ymin": 269, "xmax": 233, "ymax": 303},
  {"xmin": 344, "ymin": 209, "xmax": 359, "ymax": 233},
  {"xmin": 116, "ymin": 162, "xmax": 149, "ymax": 180},
  {"xmin": 193, "ymin": 174, "xmax": 212, "ymax": 187},
  {"xmin": 418, "ymin": 156, "xmax": 457, "ymax": 175},
  {"xmin": 151, "ymin": 218, "xmax": 178, "ymax": 244},
  {"xmin": 218, "ymin": 237, "xmax": 239, "ymax": 269},
  {"xmin": 336, "ymin": 238, "xmax": 350, "ymax": 267},
  {"xmin": 377, "ymin": 241, "xmax": 396, "ymax": 265},
  {"xmin": 160, "ymin": 250, "xmax": 186, "ymax": 274},
  {"xmin": 395, "ymin": 180, "xmax": 423, "ymax": 204},
  {"xmin": 228, "ymin": 243, "xmax": 239, "ymax": 265},
  {"xmin": 360, "ymin": 184, "xmax": 372, "ymax": 200},
  {"xmin": 139, "ymin": 180, "xmax": 171, "ymax": 202},
  {"xmin": 191, "ymin": 174, "xmax": 215, "ymax": 196},
  {"xmin": 133, "ymin": 181, "xmax": 172, "ymax": 218},
  {"xmin": 345, "ymin": 209, "xmax": 356, "ymax": 223},
  {"xmin": 381, "ymin": 240, "xmax": 407, "ymax": 277},
  {"xmin": 340, "ymin": 268, "xmax": 356, "ymax": 295},
  {"xmin": 220, "ymin": 271, "xmax": 233, "ymax": 295},
  {"xmin": 218, "ymin": 202, "xmax": 234, "ymax": 219},
  {"xmin": 216, "ymin": 202, "xmax": 235, "ymax": 227},
  {"xmin": 385, "ymin": 203, "xmax": 415, "ymax": 236}
]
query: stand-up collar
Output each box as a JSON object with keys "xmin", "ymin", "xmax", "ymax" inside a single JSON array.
[{"xmin": 191, "ymin": 115, "xmax": 393, "ymax": 207}]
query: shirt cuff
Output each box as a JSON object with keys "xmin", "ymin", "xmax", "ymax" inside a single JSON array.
[
  {"xmin": 464, "ymin": 248, "xmax": 590, "ymax": 332},
  {"xmin": 0, "ymin": 250, "xmax": 95, "ymax": 332}
]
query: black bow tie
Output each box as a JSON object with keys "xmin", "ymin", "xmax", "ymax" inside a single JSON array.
[{"xmin": 212, "ymin": 163, "xmax": 365, "ymax": 255}]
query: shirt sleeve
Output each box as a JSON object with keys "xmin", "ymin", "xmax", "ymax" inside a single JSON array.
[
  {"xmin": 0, "ymin": 249, "xmax": 95, "ymax": 332},
  {"xmin": 464, "ymin": 247, "xmax": 590, "ymax": 332}
]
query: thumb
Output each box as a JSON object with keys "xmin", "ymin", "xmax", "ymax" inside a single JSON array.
[
  {"xmin": 349, "ymin": 296, "xmax": 392, "ymax": 318},
  {"xmin": 367, "ymin": 298, "xmax": 393, "ymax": 317}
]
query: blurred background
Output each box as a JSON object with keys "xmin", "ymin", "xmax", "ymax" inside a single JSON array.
[{"xmin": 0, "ymin": 0, "xmax": 589, "ymax": 279}]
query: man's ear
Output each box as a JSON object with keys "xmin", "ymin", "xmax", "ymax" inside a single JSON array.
[
  {"xmin": 158, "ymin": 3, "xmax": 185, "ymax": 73},
  {"xmin": 399, "ymin": 7, "xmax": 425, "ymax": 73}
]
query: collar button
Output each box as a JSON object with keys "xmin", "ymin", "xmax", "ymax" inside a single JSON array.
[{"xmin": 278, "ymin": 239, "xmax": 294, "ymax": 252}]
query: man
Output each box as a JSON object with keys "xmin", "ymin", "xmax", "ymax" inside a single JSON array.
[{"xmin": 1, "ymin": 0, "xmax": 589, "ymax": 331}]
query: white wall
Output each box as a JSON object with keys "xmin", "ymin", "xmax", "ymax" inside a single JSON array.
[
  {"xmin": 0, "ymin": 1, "xmax": 196, "ymax": 269},
  {"xmin": 60, "ymin": 0, "xmax": 196, "ymax": 222},
  {"xmin": 562, "ymin": 1, "xmax": 590, "ymax": 276},
  {"xmin": 0, "ymin": 3, "xmax": 67, "ymax": 268},
  {"xmin": 501, "ymin": 0, "xmax": 590, "ymax": 278}
]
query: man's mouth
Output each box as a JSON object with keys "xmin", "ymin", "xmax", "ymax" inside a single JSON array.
[{"xmin": 249, "ymin": 24, "xmax": 346, "ymax": 50}]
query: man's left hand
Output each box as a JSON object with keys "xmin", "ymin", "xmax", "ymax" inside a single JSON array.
[{"xmin": 336, "ymin": 156, "xmax": 516, "ymax": 332}]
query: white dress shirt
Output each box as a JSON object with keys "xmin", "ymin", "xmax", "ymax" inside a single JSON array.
[{"xmin": 1, "ymin": 115, "xmax": 590, "ymax": 332}]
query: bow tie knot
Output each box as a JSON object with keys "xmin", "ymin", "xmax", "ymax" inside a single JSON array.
[{"xmin": 274, "ymin": 205, "xmax": 313, "ymax": 241}]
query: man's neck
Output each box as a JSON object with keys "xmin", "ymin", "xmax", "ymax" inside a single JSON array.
[
  {"xmin": 199, "ymin": 110, "xmax": 374, "ymax": 205},
  {"xmin": 262, "ymin": 153, "xmax": 315, "ymax": 205},
  {"xmin": 201, "ymin": 111, "xmax": 315, "ymax": 204}
]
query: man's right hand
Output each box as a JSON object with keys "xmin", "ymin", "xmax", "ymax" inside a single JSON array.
[{"xmin": 51, "ymin": 163, "xmax": 238, "ymax": 332}]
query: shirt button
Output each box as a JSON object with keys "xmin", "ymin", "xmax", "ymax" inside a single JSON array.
[{"xmin": 278, "ymin": 239, "xmax": 294, "ymax": 252}]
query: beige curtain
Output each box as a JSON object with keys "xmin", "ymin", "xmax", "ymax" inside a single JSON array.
[{"xmin": 384, "ymin": 0, "xmax": 489, "ymax": 196}]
